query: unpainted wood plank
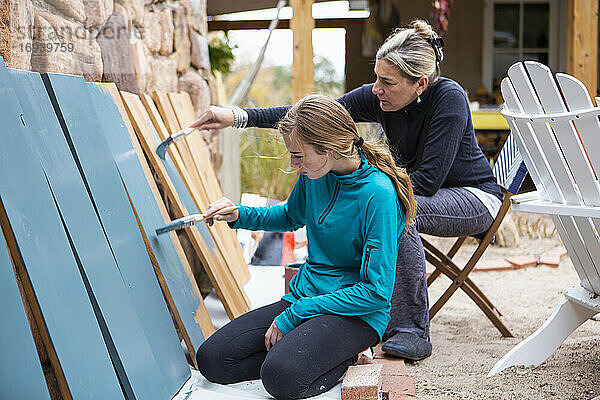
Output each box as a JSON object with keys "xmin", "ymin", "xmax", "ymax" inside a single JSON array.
[
  {"xmin": 0, "ymin": 224, "xmax": 52, "ymax": 400},
  {"xmin": 167, "ymin": 92, "xmax": 250, "ymax": 285},
  {"xmin": 153, "ymin": 91, "xmax": 208, "ymax": 203},
  {"xmin": 142, "ymin": 92, "xmax": 251, "ymax": 302},
  {"xmin": 97, "ymin": 82, "xmax": 215, "ymax": 344},
  {"xmin": 120, "ymin": 91, "xmax": 250, "ymax": 318},
  {"xmin": 0, "ymin": 83, "xmax": 124, "ymax": 399}
]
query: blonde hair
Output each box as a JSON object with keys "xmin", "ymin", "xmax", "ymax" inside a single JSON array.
[
  {"xmin": 376, "ymin": 19, "xmax": 442, "ymax": 84},
  {"xmin": 278, "ymin": 94, "xmax": 416, "ymax": 225}
]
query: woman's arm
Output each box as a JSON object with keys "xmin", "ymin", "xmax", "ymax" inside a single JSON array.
[
  {"xmin": 228, "ymin": 176, "xmax": 307, "ymax": 232},
  {"xmin": 409, "ymin": 89, "xmax": 469, "ymax": 196},
  {"xmin": 274, "ymin": 190, "xmax": 404, "ymax": 335}
]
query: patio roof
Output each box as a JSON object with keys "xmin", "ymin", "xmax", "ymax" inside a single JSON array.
[{"xmin": 207, "ymin": 0, "xmax": 343, "ymax": 16}]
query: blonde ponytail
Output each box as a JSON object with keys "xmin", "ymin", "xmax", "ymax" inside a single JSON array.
[
  {"xmin": 361, "ymin": 140, "xmax": 416, "ymax": 225},
  {"xmin": 278, "ymin": 94, "xmax": 416, "ymax": 225}
]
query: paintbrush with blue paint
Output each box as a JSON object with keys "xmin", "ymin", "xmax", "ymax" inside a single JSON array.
[
  {"xmin": 156, "ymin": 127, "xmax": 197, "ymax": 160},
  {"xmin": 155, "ymin": 205, "xmax": 240, "ymax": 235}
]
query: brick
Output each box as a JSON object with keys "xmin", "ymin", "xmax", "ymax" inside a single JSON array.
[
  {"xmin": 474, "ymin": 258, "xmax": 514, "ymax": 272},
  {"xmin": 341, "ymin": 364, "xmax": 383, "ymax": 400},
  {"xmin": 284, "ymin": 265, "xmax": 299, "ymax": 294},
  {"xmin": 545, "ymin": 245, "xmax": 568, "ymax": 259},
  {"xmin": 374, "ymin": 357, "xmax": 408, "ymax": 376},
  {"xmin": 538, "ymin": 254, "xmax": 561, "ymax": 268},
  {"xmin": 505, "ymin": 255, "xmax": 538, "ymax": 269},
  {"xmin": 381, "ymin": 375, "xmax": 416, "ymax": 396}
]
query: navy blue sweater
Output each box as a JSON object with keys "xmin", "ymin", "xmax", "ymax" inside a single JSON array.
[{"xmin": 245, "ymin": 78, "xmax": 502, "ymax": 199}]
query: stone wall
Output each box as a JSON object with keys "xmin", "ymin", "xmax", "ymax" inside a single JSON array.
[{"xmin": 0, "ymin": 0, "xmax": 215, "ymax": 113}]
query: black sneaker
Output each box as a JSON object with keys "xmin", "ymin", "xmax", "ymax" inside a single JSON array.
[{"xmin": 381, "ymin": 332, "xmax": 432, "ymax": 361}]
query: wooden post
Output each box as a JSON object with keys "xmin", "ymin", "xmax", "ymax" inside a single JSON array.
[
  {"xmin": 567, "ymin": 0, "xmax": 598, "ymax": 98},
  {"xmin": 290, "ymin": 0, "xmax": 314, "ymax": 102}
]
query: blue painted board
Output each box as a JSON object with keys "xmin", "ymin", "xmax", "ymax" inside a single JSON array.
[
  {"xmin": 143, "ymin": 118, "xmax": 219, "ymax": 256},
  {"xmin": 9, "ymin": 70, "xmax": 178, "ymax": 400},
  {"xmin": 0, "ymin": 74, "xmax": 124, "ymax": 399},
  {"xmin": 0, "ymin": 234, "xmax": 51, "ymax": 400},
  {"xmin": 86, "ymin": 83, "xmax": 206, "ymax": 351},
  {"xmin": 40, "ymin": 75, "xmax": 191, "ymax": 395}
]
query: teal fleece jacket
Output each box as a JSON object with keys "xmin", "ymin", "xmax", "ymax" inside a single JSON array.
[{"xmin": 230, "ymin": 154, "xmax": 406, "ymax": 339}]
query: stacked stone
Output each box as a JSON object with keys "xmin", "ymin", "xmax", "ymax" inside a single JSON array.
[{"xmin": 1, "ymin": 0, "xmax": 214, "ymax": 115}]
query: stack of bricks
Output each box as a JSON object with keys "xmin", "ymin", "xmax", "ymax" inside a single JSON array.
[
  {"xmin": 341, "ymin": 344, "xmax": 416, "ymax": 400},
  {"xmin": 424, "ymin": 245, "xmax": 569, "ymax": 277}
]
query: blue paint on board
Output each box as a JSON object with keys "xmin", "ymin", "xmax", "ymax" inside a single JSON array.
[
  {"xmin": 34, "ymin": 71, "xmax": 189, "ymax": 399},
  {"xmin": 0, "ymin": 67, "xmax": 124, "ymax": 399},
  {"xmin": 144, "ymin": 120, "xmax": 218, "ymax": 254},
  {"xmin": 0, "ymin": 233, "xmax": 51, "ymax": 400},
  {"xmin": 86, "ymin": 83, "xmax": 206, "ymax": 353}
]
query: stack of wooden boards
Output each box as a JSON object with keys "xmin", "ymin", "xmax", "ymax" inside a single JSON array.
[{"xmin": 0, "ymin": 58, "xmax": 250, "ymax": 399}]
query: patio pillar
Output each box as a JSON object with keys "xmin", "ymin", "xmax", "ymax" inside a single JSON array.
[
  {"xmin": 567, "ymin": 0, "xmax": 598, "ymax": 97},
  {"xmin": 290, "ymin": 0, "xmax": 314, "ymax": 102}
]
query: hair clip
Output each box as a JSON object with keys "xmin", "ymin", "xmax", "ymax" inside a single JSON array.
[
  {"xmin": 427, "ymin": 34, "xmax": 445, "ymax": 63},
  {"xmin": 355, "ymin": 137, "xmax": 364, "ymax": 148}
]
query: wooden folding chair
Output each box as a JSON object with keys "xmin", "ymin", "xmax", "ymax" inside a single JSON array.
[
  {"xmin": 489, "ymin": 61, "xmax": 600, "ymax": 375},
  {"xmin": 423, "ymin": 133, "xmax": 528, "ymax": 337}
]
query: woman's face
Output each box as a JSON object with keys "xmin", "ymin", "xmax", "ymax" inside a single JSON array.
[
  {"xmin": 372, "ymin": 60, "xmax": 423, "ymax": 111},
  {"xmin": 283, "ymin": 134, "xmax": 332, "ymax": 179}
]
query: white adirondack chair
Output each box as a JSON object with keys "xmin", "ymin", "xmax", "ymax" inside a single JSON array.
[{"xmin": 488, "ymin": 61, "xmax": 600, "ymax": 377}]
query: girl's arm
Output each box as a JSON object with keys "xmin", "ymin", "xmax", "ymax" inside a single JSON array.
[
  {"xmin": 228, "ymin": 176, "xmax": 307, "ymax": 232},
  {"xmin": 274, "ymin": 189, "xmax": 404, "ymax": 335}
]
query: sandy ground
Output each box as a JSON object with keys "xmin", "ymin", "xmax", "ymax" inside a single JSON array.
[{"xmin": 412, "ymin": 230, "xmax": 600, "ymax": 399}]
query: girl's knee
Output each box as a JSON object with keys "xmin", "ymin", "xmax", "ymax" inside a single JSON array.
[
  {"xmin": 196, "ymin": 341, "xmax": 230, "ymax": 384},
  {"xmin": 261, "ymin": 353, "xmax": 304, "ymax": 400}
]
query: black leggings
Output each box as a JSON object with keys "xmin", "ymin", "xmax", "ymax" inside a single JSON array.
[{"xmin": 196, "ymin": 300, "xmax": 379, "ymax": 400}]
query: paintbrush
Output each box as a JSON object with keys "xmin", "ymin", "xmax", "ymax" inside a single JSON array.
[
  {"xmin": 155, "ymin": 205, "xmax": 240, "ymax": 235},
  {"xmin": 156, "ymin": 127, "xmax": 197, "ymax": 160}
]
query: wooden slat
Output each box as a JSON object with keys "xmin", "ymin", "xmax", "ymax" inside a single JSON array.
[
  {"xmin": 167, "ymin": 92, "xmax": 250, "ymax": 284},
  {"xmin": 120, "ymin": 91, "xmax": 250, "ymax": 319},
  {"xmin": 141, "ymin": 92, "xmax": 250, "ymax": 308},
  {"xmin": 0, "ymin": 225, "xmax": 51, "ymax": 399},
  {"xmin": 88, "ymin": 83, "xmax": 213, "ymax": 362},
  {"xmin": 290, "ymin": 0, "xmax": 314, "ymax": 101},
  {"xmin": 0, "ymin": 82, "xmax": 123, "ymax": 399}
]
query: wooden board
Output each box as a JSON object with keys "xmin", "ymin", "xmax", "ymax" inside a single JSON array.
[
  {"xmin": 18, "ymin": 70, "xmax": 178, "ymax": 399},
  {"xmin": 120, "ymin": 91, "xmax": 250, "ymax": 319},
  {"xmin": 168, "ymin": 93, "xmax": 249, "ymax": 282},
  {"xmin": 144, "ymin": 92, "xmax": 251, "ymax": 303},
  {"xmin": 0, "ymin": 229, "xmax": 51, "ymax": 400},
  {"xmin": 93, "ymin": 82, "xmax": 215, "ymax": 347},
  {"xmin": 0, "ymin": 66, "xmax": 124, "ymax": 399}
]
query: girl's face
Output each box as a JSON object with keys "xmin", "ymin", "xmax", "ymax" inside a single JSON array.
[
  {"xmin": 283, "ymin": 134, "xmax": 333, "ymax": 179},
  {"xmin": 372, "ymin": 60, "xmax": 425, "ymax": 111}
]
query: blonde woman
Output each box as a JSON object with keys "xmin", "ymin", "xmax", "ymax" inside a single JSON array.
[
  {"xmin": 196, "ymin": 95, "xmax": 415, "ymax": 399},
  {"xmin": 193, "ymin": 20, "xmax": 503, "ymax": 361}
]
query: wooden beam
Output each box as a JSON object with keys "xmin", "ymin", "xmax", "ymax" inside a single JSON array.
[
  {"xmin": 208, "ymin": 17, "xmax": 365, "ymax": 31},
  {"xmin": 207, "ymin": 0, "xmax": 334, "ymax": 16},
  {"xmin": 290, "ymin": 0, "xmax": 314, "ymax": 102},
  {"xmin": 567, "ymin": 0, "xmax": 598, "ymax": 98}
]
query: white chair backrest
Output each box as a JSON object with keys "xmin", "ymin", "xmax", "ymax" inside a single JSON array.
[{"xmin": 501, "ymin": 61, "xmax": 600, "ymax": 295}]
